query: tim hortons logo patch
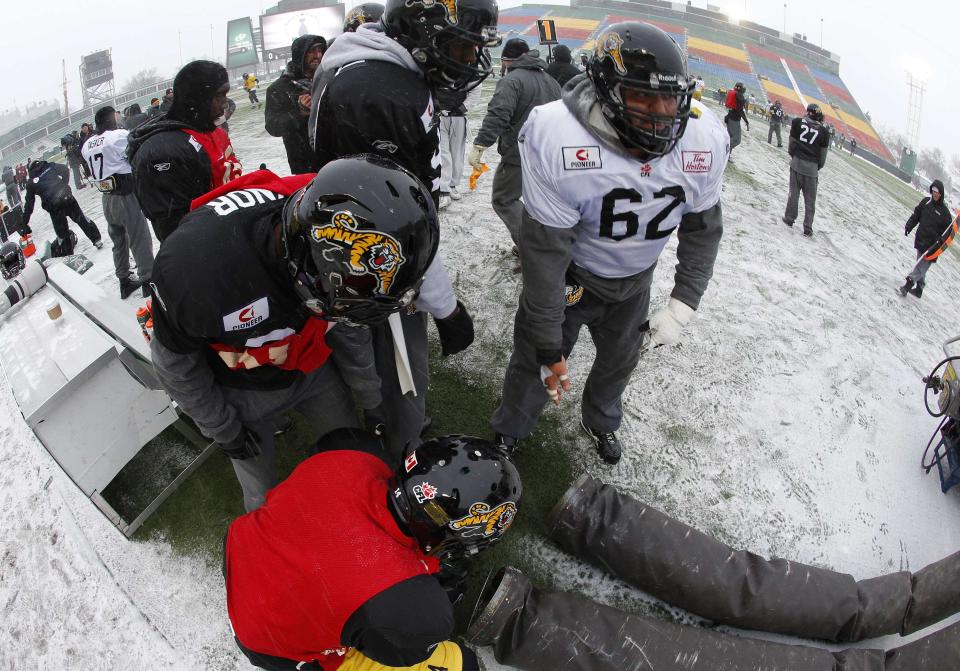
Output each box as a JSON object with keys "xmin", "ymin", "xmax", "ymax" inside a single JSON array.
[{"xmin": 682, "ymin": 150, "xmax": 713, "ymax": 173}]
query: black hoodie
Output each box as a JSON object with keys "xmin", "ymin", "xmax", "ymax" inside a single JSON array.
[
  {"xmin": 906, "ymin": 179, "xmax": 953, "ymax": 258},
  {"xmin": 127, "ymin": 61, "xmax": 238, "ymax": 240},
  {"xmin": 265, "ymin": 34, "xmax": 326, "ymax": 173}
]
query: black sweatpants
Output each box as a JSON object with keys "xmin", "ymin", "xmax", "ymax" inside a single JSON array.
[{"xmin": 50, "ymin": 197, "xmax": 101, "ymax": 247}]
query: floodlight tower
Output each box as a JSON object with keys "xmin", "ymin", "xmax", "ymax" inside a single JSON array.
[{"xmin": 905, "ymin": 71, "xmax": 926, "ymax": 152}]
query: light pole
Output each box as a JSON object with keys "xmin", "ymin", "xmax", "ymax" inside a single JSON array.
[
  {"xmin": 820, "ymin": 18, "xmax": 823, "ymax": 48},
  {"xmin": 783, "ymin": 3, "xmax": 787, "ymax": 34}
]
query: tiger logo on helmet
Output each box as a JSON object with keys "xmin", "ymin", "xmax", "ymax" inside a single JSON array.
[
  {"xmin": 310, "ymin": 211, "xmax": 406, "ymax": 294},
  {"xmin": 596, "ymin": 31, "xmax": 627, "ymax": 76},
  {"xmin": 404, "ymin": 0, "xmax": 458, "ymax": 24}
]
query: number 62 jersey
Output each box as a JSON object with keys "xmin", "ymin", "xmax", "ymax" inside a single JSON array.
[{"xmin": 518, "ymin": 98, "xmax": 729, "ymax": 279}]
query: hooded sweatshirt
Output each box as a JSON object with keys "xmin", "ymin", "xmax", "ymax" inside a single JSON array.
[
  {"xmin": 906, "ymin": 180, "xmax": 953, "ymax": 258},
  {"xmin": 514, "ymin": 74, "xmax": 726, "ymax": 360},
  {"xmin": 127, "ymin": 60, "xmax": 242, "ymax": 241},
  {"xmin": 545, "ymin": 45, "xmax": 581, "ymax": 88},
  {"xmin": 474, "ymin": 50, "xmax": 561, "ymax": 165},
  {"xmin": 265, "ymin": 34, "xmax": 326, "ymax": 174},
  {"xmin": 308, "ymin": 25, "xmax": 440, "ymax": 194}
]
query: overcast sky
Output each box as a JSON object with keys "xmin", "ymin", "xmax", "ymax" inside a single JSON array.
[{"xmin": 2, "ymin": 0, "xmax": 956, "ymax": 158}]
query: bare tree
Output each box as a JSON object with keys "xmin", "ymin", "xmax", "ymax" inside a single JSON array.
[{"xmin": 121, "ymin": 68, "xmax": 164, "ymax": 93}]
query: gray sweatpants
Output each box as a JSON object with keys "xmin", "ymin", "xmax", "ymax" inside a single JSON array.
[
  {"xmin": 726, "ymin": 118, "xmax": 742, "ymax": 151},
  {"xmin": 102, "ymin": 191, "xmax": 155, "ymax": 282},
  {"xmin": 371, "ymin": 310, "xmax": 430, "ymax": 462},
  {"xmin": 768, "ymin": 122, "xmax": 782, "ymax": 145},
  {"xmin": 491, "ymin": 286, "xmax": 650, "ymax": 439},
  {"xmin": 783, "ymin": 166, "xmax": 819, "ymax": 233},
  {"xmin": 907, "ymin": 250, "xmax": 933, "ymax": 288},
  {"xmin": 439, "ymin": 114, "xmax": 468, "ymax": 194},
  {"xmin": 491, "ymin": 160, "xmax": 523, "ymax": 246},
  {"xmin": 222, "ymin": 363, "xmax": 359, "ymax": 511}
]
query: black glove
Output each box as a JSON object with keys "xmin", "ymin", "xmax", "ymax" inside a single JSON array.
[
  {"xmin": 905, "ymin": 226, "xmax": 911, "ymax": 236},
  {"xmin": 436, "ymin": 562, "xmax": 467, "ymax": 606},
  {"xmin": 434, "ymin": 301, "xmax": 474, "ymax": 356},
  {"xmin": 218, "ymin": 426, "xmax": 262, "ymax": 460}
]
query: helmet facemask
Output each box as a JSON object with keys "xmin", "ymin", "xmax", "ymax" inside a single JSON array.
[
  {"xmin": 0, "ymin": 242, "xmax": 25, "ymax": 280},
  {"xmin": 589, "ymin": 29, "xmax": 694, "ymax": 158},
  {"xmin": 386, "ymin": 0, "xmax": 500, "ymax": 92}
]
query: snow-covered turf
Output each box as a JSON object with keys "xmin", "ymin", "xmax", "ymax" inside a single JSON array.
[{"xmin": 2, "ymin": 93, "xmax": 959, "ymax": 670}]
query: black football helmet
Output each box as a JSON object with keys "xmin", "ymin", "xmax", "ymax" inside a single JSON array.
[
  {"xmin": 588, "ymin": 21, "xmax": 694, "ymax": 157},
  {"xmin": 806, "ymin": 103, "xmax": 824, "ymax": 122},
  {"xmin": 0, "ymin": 241, "xmax": 25, "ymax": 280},
  {"xmin": 283, "ymin": 155, "xmax": 439, "ymax": 326},
  {"xmin": 344, "ymin": 2, "xmax": 385, "ymax": 32},
  {"xmin": 382, "ymin": 0, "xmax": 500, "ymax": 91},
  {"xmin": 391, "ymin": 435, "xmax": 522, "ymax": 562}
]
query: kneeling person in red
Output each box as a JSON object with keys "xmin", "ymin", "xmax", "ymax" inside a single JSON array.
[
  {"xmin": 225, "ymin": 428, "xmax": 521, "ymax": 670},
  {"xmin": 149, "ymin": 156, "xmax": 440, "ymax": 511}
]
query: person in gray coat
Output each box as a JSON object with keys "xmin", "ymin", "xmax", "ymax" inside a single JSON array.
[{"xmin": 469, "ymin": 38, "xmax": 561, "ymax": 248}]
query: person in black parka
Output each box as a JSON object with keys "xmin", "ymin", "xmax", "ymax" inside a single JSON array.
[
  {"xmin": 265, "ymin": 34, "xmax": 326, "ymax": 174},
  {"xmin": 900, "ymin": 179, "xmax": 954, "ymax": 298}
]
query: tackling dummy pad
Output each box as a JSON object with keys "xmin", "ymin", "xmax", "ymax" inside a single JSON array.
[
  {"xmin": 546, "ymin": 475, "xmax": 960, "ymax": 642},
  {"xmin": 467, "ymin": 567, "xmax": 960, "ymax": 671}
]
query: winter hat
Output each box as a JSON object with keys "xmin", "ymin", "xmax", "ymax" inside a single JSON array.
[
  {"xmin": 502, "ymin": 38, "xmax": 530, "ymax": 61},
  {"xmin": 167, "ymin": 60, "xmax": 229, "ymax": 131},
  {"xmin": 94, "ymin": 106, "xmax": 118, "ymax": 133},
  {"xmin": 553, "ymin": 44, "xmax": 572, "ymax": 63}
]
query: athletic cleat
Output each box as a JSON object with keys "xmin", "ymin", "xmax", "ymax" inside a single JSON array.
[
  {"xmin": 782, "ymin": 218, "xmax": 793, "ymax": 228},
  {"xmin": 119, "ymin": 277, "xmax": 143, "ymax": 300},
  {"xmin": 493, "ymin": 433, "xmax": 521, "ymax": 459},
  {"xmin": 439, "ymin": 195, "xmax": 452, "ymax": 209},
  {"xmin": 909, "ymin": 284, "xmax": 923, "ymax": 298},
  {"xmin": 449, "ymin": 186, "xmax": 462, "ymax": 200},
  {"xmin": 803, "ymin": 229, "xmax": 813, "ymax": 238},
  {"xmin": 580, "ymin": 420, "xmax": 622, "ymax": 465},
  {"xmin": 899, "ymin": 278, "xmax": 914, "ymax": 297}
]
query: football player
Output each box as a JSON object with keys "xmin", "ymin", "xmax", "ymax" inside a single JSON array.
[
  {"xmin": 81, "ymin": 105, "xmax": 155, "ymax": 299},
  {"xmin": 225, "ymin": 429, "xmax": 521, "ymax": 671},
  {"xmin": 782, "ymin": 103, "xmax": 831, "ymax": 237},
  {"xmin": 490, "ymin": 22, "xmax": 728, "ymax": 464}
]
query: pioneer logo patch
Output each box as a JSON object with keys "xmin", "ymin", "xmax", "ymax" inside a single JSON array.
[
  {"xmin": 562, "ymin": 146, "xmax": 602, "ymax": 170},
  {"xmin": 223, "ymin": 296, "xmax": 269, "ymax": 332},
  {"xmin": 682, "ymin": 150, "xmax": 713, "ymax": 173}
]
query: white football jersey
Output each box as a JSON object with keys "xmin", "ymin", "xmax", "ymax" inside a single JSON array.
[
  {"xmin": 518, "ymin": 99, "xmax": 728, "ymax": 279},
  {"xmin": 80, "ymin": 129, "xmax": 133, "ymax": 180}
]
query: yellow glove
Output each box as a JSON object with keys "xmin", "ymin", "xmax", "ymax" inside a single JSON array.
[
  {"xmin": 467, "ymin": 144, "xmax": 487, "ymax": 170},
  {"xmin": 469, "ymin": 163, "xmax": 489, "ymax": 191}
]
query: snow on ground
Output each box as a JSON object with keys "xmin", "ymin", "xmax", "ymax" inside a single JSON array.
[{"xmin": 2, "ymin": 94, "xmax": 960, "ymax": 671}]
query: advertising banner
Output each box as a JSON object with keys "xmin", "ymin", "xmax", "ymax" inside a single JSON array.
[
  {"xmin": 226, "ymin": 17, "xmax": 259, "ymax": 69},
  {"xmin": 260, "ymin": 6, "xmax": 343, "ymax": 60}
]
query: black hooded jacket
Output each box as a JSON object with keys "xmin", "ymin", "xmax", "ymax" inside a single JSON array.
[
  {"xmin": 127, "ymin": 61, "xmax": 232, "ymax": 240},
  {"xmin": 265, "ymin": 34, "xmax": 326, "ymax": 174},
  {"xmin": 545, "ymin": 46, "xmax": 581, "ymax": 88},
  {"xmin": 906, "ymin": 180, "xmax": 953, "ymax": 258},
  {"xmin": 22, "ymin": 160, "xmax": 73, "ymax": 222}
]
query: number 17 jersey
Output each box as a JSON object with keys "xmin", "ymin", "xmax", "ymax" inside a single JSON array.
[{"xmin": 518, "ymin": 98, "xmax": 729, "ymax": 279}]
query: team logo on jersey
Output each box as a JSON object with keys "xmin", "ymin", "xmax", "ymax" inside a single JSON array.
[
  {"xmin": 562, "ymin": 146, "xmax": 602, "ymax": 170},
  {"xmin": 596, "ymin": 31, "xmax": 626, "ymax": 75},
  {"xmin": 449, "ymin": 501, "xmax": 517, "ymax": 538},
  {"xmin": 153, "ymin": 163, "xmax": 171, "ymax": 172},
  {"xmin": 222, "ymin": 296, "xmax": 269, "ymax": 332},
  {"xmin": 405, "ymin": 0, "xmax": 458, "ymax": 24},
  {"xmin": 412, "ymin": 481, "xmax": 439, "ymax": 503},
  {"xmin": 311, "ymin": 211, "xmax": 406, "ymax": 294},
  {"xmin": 682, "ymin": 150, "xmax": 713, "ymax": 173},
  {"xmin": 640, "ymin": 163, "xmax": 652, "ymax": 177},
  {"xmin": 564, "ymin": 282, "xmax": 583, "ymax": 306}
]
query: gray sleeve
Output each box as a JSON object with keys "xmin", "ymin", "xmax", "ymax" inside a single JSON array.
[
  {"xmin": 671, "ymin": 201, "xmax": 724, "ymax": 310},
  {"xmin": 473, "ymin": 78, "xmax": 519, "ymax": 149},
  {"xmin": 150, "ymin": 336, "xmax": 241, "ymax": 444},
  {"xmin": 518, "ymin": 208, "xmax": 576, "ymax": 361},
  {"xmin": 325, "ymin": 323, "xmax": 382, "ymax": 410}
]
